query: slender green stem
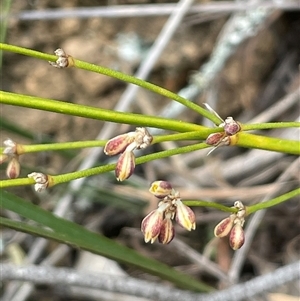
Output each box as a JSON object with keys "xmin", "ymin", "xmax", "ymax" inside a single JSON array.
[
  {"xmin": 246, "ymin": 187, "xmax": 300, "ymax": 215},
  {"xmin": 243, "ymin": 122, "xmax": 300, "ymax": 131},
  {"xmin": 15, "ymin": 140, "xmax": 106, "ymax": 154},
  {"xmin": 0, "ymin": 43, "xmax": 221, "ymax": 124},
  {"xmin": 183, "ymin": 200, "xmax": 236, "ymax": 213},
  {"xmin": 0, "ymin": 91, "xmax": 208, "ymax": 134},
  {"xmin": 0, "ymin": 143, "xmax": 209, "ymax": 188}
]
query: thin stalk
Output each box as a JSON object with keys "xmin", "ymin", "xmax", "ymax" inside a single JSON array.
[
  {"xmin": 242, "ymin": 122, "xmax": 300, "ymax": 131},
  {"xmin": 0, "ymin": 91, "xmax": 208, "ymax": 134},
  {"xmin": 184, "ymin": 200, "xmax": 236, "ymax": 213},
  {"xmin": 246, "ymin": 188, "xmax": 300, "ymax": 215},
  {"xmin": 16, "ymin": 140, "xmax": 106, "ymax": 154},
  {"xmin": 0, "ymin": 143, "xmax": 209, "ymax": 188}
]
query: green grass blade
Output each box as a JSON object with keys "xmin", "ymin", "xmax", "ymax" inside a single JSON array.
[{"xmin": 0, "ymin": 190, "xmax": 213, "ymax": 292}]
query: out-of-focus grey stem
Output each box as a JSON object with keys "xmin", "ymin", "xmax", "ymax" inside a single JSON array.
[
  {"xmin": 2, "ymin": 261, "xmax": 299, "ymax": 301},
  {"xmin": 6, "ymin": 2, "xmax": 299, "ymax": 21}
]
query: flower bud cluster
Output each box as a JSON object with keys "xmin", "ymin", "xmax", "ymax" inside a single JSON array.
[
  {"xmin": 104, "ymin": 127, "xmax": 153, "ymax": 181},
  {"xmin": 1, "ymin": 139, "xmax": 21, "ymax": 179},
  {"xmin": 141, "ymin": 181, "xmax": 196, "ymax": 244},
  {"xmin": 206, "ymin": 117, "xmax": 241, "ymax": 155},
  {"xmin": 214, "ymin": 201, "xmax": 246, "ymax": 250},
  {"xmin": 28, "ymin": 172, "xmax": 49, "ymax": 192},
  {"xmin": 49, "ymin": 48, "xmax": 74, "ymax": 68}
]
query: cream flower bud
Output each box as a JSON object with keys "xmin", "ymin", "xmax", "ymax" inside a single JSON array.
[
  {"xmin": 104, "ymin": 133, "xmax": 136, "ymax": 156},
  {"xmin": 149, "ymin": 181, "xmax": 173, "ymax": 198},
  {"xmin": 134, "ymin": 127, "xmax": 153, "ymax": 149},
  {"xmin": 28, "ymin": 172, "xmax": 49, "ymax": 192},
  {"xmin": 3, "ymin": 139, "xmax": 17, "ymax": 155},
  {"xmin": 115, "ymin": 150, "xmax": 135, "ymax": 181},
  {"xmin": 175, "ymin": 200, "xmax": 196, "ymax": 231},
  {"xmin": 6, "ymin": 156, "xmax": 21, "ymax": 179},
  {"xmin": 214, "ymin": 215, "xmax": 235, "ymax": 238},
  {"xmin": 229, "ymin": 221, "xmax": 245, "ymax": 250},
  {"xmin": 158, "ymin": 215, "xmax": 175, "ymax": 244}
]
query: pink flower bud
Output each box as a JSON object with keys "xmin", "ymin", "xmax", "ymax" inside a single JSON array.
[
  {"xmin": 158, "ymin": 216, "xmax": 175, "ymax": 244},
  {"xmin": 223, "ymin": 117, "xmax": 241, "ymax": 136},
  {"xmin": 149, "ymin": 181, "xmax": 173, "ymax": 198},
  {"xmin": 134, "ymin": 127, "xmax": 153, "ymax": 149},
  {"xmin": 141, "ymin": 209, "xmax": 164, "ymax": 244},
  {"xmin": 214, "ymin": 215, "xmax": 235, "ymax": 238},
  {"xmin": 115, "ymin": 151, "xmax": 135, "ymax": 181},
  {"xmin": 175, "ymin": 200, "xmax": 196, "ymax": 231},
  {"xmin": 6, "ymin": 156, "xmax": 21, "ymax": 179},
  {"xmin": 104, "ymin": 133, "xmax": 135, "ymax": 156},
  {"xmin": 229, "ymin": 222, "xmax": 245, "ymax": 250}
]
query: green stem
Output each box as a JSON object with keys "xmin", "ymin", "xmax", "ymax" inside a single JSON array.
[
  {"xmin": 0, "ymin": 43, "xmax": 220, "ymax": 124},
  {"xmin": 0, "ymin": 91, "xmax": 208, "ymax": 134},
  {"xmin": 0, "ymin": 143, "xmax": 209, "ymax": 188},
  {"xmin": 246, "ymin": 187, "xmax": 300, "ymax": 215},
  {"xmin": 243, "ymin": 122, "xmax": 300, "ymax": 131},
  {"xmin": 19, "ymin": 140, "xmax": 106, "ymax": 154},
  {"xmin": 183, "ymin": 200, "xmax": 236, "ymax": 213},
  {"xmin": 237, "ymin": 132, "xmax": 300, "ymax": 155}
]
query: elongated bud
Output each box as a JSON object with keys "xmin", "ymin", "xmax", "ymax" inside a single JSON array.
[
  {"xmin": 104, "ymin": 133, "xmax": 135, "ymax": 156},
  {"xmin": 214, "ymin": 215, "xmax": 235, "ymax": 238},
  {"xmin": 149, "ymin": 181, "xmax": 173, "ymax": 198},
  {"xmin": 141, "ymin": 209, "xmax": 163, "ymax": 244},
  {"xmin": 158, "ymin": 216, "xmax": 175, "ymax": 244},
  {"xmin": 206, "ymin": 133, "xmax": 225, "ymax": 146},
  {"xmin": 229, "ymin": 221, "xmax": 245, "ymax": 250},
  {"xmin": 175, "ymin": 200, "xmax": 196, "ymax": 231},
  {"xmin": 6, "ymin": 156, "xmax": 21, "ymax": 179},
  {"xmin": 115, "ymin": 151, "xmax": 135, "ymax": 181}
]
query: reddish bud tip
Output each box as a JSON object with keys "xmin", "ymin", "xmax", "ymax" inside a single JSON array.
[
  {"xmin": 6, "ymin": 156, "xmax": 21, "ymax": 179},
  {"xmin": 149, "ymin": 181, "xmax": 173, "ymax": 198},
  {"xmin": 224, "ymin": 117, "xmax": 241, "ymax": 136}
]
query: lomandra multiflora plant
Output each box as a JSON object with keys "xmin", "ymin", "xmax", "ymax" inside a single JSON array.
[{"xmin": 0, "ymin": 43, "xmax": 299, "ymax": 291}]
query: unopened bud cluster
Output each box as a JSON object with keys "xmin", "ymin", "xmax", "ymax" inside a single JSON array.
[
  {"xmin": 1, "ymin": 139, "xmax": 21, "ymax": 179},
  {"xmin": 206, "ymin": 117, "xmax": 241, "ymax": 154},
  {"xmin": 141, "ymin": 181, "xmax": 196, "ymax": 244},
  {"xmin": 49, "ymin": 48, "xmax": 74, "ymax": 68},
  {"xmin": 104, "ymin": 127, "xmax": 153, "ymax": 181},
  {"xmin": 214, "ymin": 201, "xmax": 246, "ymax": 250}
]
